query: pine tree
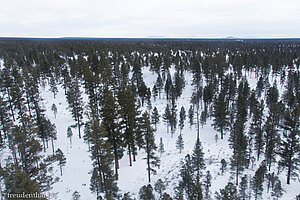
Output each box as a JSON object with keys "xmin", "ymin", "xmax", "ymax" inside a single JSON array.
[
  {"xmin": 179, "ymin": 106, "xmax": 186, "ymax": 134},
  {"xmin": 279, "ymin": 104, "xmax": 300, "ymax": 184},
  {"xmin": 251, "ymin": 162, "xmax": 266, "ymax": 200},
  {"xmin": 154, "ymin": 179, "xmax": 166, "ymax": 199},
  {"xmin": 139, "ymin": 184, "xmax": 155, "ymax": 200},
  {"xmin": 212, "ymin": 92, "xmax": 230, "ymax": 139},
  {"xmin": 248, "ymin": 100, "xmax": 264, "ymax": 161},
  {"xmin": 188, "ymin": 105, "xmax": 194, "ymax": 130},
  {"xmin": 215, "ymin": 182, "xmax": 240, "ymax": 200},
  {"xmin": 85, "ymin": 119, "xmax": 119, "ymax": 198},
  {"xmin": 271, "ymin": 180, "xmax": 284, "ymax": 200},
  {"xmin": 101, "ymin": 87, "xmax": 124, "ymax": 180},
  {"xmin": 203, "ymin": 171, "xmax": 212, "ymax": 199},
  {"xmin": 49, "ymin": 74, "xmax": 58, "ymax": 98},
  {"xmin": 239, "ymin": 175, "xmax": 249, "ymax": 200},
  {"xmin": 158, "ymin": 137, "xmax": 165, "ymax": 156},
  {"xmin": 55, "ymin": 148, "xmax": 66, "ymax": 176},
  {"xmin": 220, "ymin": 159, "xmax": 227, "ymax": 175},
  {"xmin": 67, "ymin": 126, "xmax": 73, "ymax": 148},
  {"xmin": 162, "ymin": 104, "xmax": 171, "ymax": 134},
  {"xmin": 264, "ymin": 103, "xmax": 281, "ymax": 171},
  {"xmin": 191, "ymin": 139, "xmax": 205, "ymax": 177},
  {"xmin": 140, "ymin": 112, "xmax": 160, "ymax": 182},
  {"xmin": 170, "ymin": 96, "xmax": 177, "ymax": 137},
  {"xmin": 176, "ymin": 134, "xmax": 184, "ymax": 154},
  {"xmin": 229, "ymin": 119, "xmax": 248, "ymax": 185},
  {"xmin": 66, "ymin": 78, "xmax": 84, "ymax": 138},
  {"xmin": 151, "ymin": 107, "xmax": 160, "ymax": 130},
  {"xmin": 51, "ymin": 103, "xmax": 58, "ymax": 118},
  {"xmin": 118, "ymin": 84, "xmax": 141, "ymax": 166},
  {"xmin": 180, "ymin": 154, "xmax": 195, "ymax": 199}
]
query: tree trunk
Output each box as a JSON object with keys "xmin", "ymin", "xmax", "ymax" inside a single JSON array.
[
  {"xmin": 51, "ymin": 139, "xmax": 55, "ymax": 155},
  {"xmin": 128, "ymin": 144, "xmax": 132, "ymax": 166}
]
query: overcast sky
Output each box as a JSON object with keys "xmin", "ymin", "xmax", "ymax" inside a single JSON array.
[{"xmin": 1, "ymin": 0, "xmax": 299, "ymax": 38}]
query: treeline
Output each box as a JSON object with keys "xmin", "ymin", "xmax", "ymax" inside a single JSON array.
[{"xmin": 0, "ymin": 38, "xmax": 299, "ymax": 199}]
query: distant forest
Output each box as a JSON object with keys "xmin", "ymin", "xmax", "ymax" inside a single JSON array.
[{"xmin": 0, "ymin": 38, "xmax": 299, "ymax": 199}]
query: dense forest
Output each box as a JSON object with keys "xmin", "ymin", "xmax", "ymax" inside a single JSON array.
[{"xmin": 0, "ymin": 38, "xmax": 299, "ymax": 200}]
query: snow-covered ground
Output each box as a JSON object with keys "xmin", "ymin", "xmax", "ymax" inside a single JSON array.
[{"xmin": 38, "ymin": 66, "xmax": 300, "ymax": 200}]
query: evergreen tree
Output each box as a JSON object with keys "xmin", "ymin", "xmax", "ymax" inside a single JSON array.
[
  {"xmin": 179, "ymin": 106, "xmax": 186, "ymax": 134},
  {"xmin": 215, "ymin": 182, "xmax": 240, "ymax": 200},
  {"xmin": 162, "ymin": 104, "xmax": 171, "ymax": 134},
  {"xmin": 140, "ymin": 112, "xmax": 160, "ymax": 182},
  {"xmin": 251, "ymin": 162, "xmax": 266, "ymax": 200},
  {"xmin": 154, "ymin": 179, "xmax": 166, "ymax": 199},
  {"xmin": 55, "ymin": 148, "xmax": 66, "ymax": 176},
  {"xmin": 203, "ymin": 170, "xmax": 212, "ymax": 200},
  {"xmin": 188, "ymin": 105, "xmax": 194, "ymax": 130},
  {"xmin": 279, "ymin": 104, "xmax": 300, "ymax": 184},
  {"xmin": 191, "ymin": 139, "xmax": 205, "ymax": 177},
  {"xmin": 239, "ymin": 175, "xmax": 249, "ymax": 200},
  {"xmin": 67, "ymin": 126, "xmax": 73, "ymax": 148},
  {"xmin": 66, "ymin": 78, "xmax": 84, "ymax": 138},
  {"xmin": 170, "ymin": 96, "xmax": 177, "ymax": 137},
  {"xmin": 176, "ymin": 134, "xmax": 184, "ymax": 154},
  {"xmin": 229, "ymin": 119, "xmax": 248, "ymax": 185},
  {"xmin": 271, "ymin": 180, "xmax": 284, "ymax": 200},
  {"xmin": 118, "ymin": 84, "xmax": 141, "ymax": 166},
  {"xmin": 180, "ymin": 154, "xmax": 195, "ymax": 199},
  {"xmin": 248, "ymin": 100, "xmax": 264, "ymax": 161},
  {"xmin": 220, "ymin": 159, "xmax": 227, "ymax": 175},
  {"xmin": 158, "ymin": 137, "xmax": 165, "ymax": 156},
  {"xmin": 264, "ymin": 103, "xmax": 281, "ymax": 171},
  {"xmin": 151, "ymin": 107, "xmax": 160, "ymax": 130},
  {"xmin": 51, "ymin": 103, "xmax": 58, "ymax": 118},
  {"xmin": 212, "ymin": 92, "xmax": 230, "ymax": 139},
  {"xmin": 101, "ymin": 87, "xmax": 124, "ymax": 180},
  {"xmin": 85, "ymin": 119, "xmax": 119, "ymax": 198},
  {"xmin": 139, "ymin": 184, "xmax": 155, "ymax": 200}
]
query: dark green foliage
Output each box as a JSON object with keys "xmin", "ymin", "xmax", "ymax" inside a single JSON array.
[
  {"xmin": 251, "ymin": 162, "xmax": 267, "ymax": 200},
  {"xmin": 176, "ymin": 134, "xmax": 184, "ymax": 154},
  {"xmin": 271, "ymin": 179, "xmax": 284, "ymax": 200},
  {"xmin": 158, "ymin": 137, "xmax": 165, "ymax": 156},
  {"xmin": 151, "ymin": 107, "xmax": 160, "ymax": 130},
  {"xmin": 140, "ymin": 112, "xmax": 160, "ymax": 182},
  {"xmin": 229, "ymin": 119, "xmax": 248, "ymax": 185},
  {"xmin": 191, "ymin": 139, "xmax": 205, "ymax": 177},
  {"xmin": 162, "ymin": 104, "xmax": 171, "ymax": 133},
  {"xmin": 179, "ymin": 106, "xmax": 186, "ymax": 134},
  {"xmin": 248, "ymin": 100, "xmax": 264, "ymax": 161},
  {"xmin": 154, "ymin": 179, "xmax": 166, "ymax": 199},
  {"xmin": 139, "ymin": 184, "xmax": 155, "ymax": 200},
  {"xmin": 101, "ymin": 87, "xmax": 124, "ymax": 180},
  {"xmin": 67, "ymin": 126, "xmax": 73, "ymax": 148},
  {"xmin": 51, "ymin": 103, "xmax": 57, "ymax": 118},
  {"xmin": 239, "ymin": 175, "xmax": 249, "ymax": 200},
  {"xmin": 188, "ymin": 105, "xmax": 194, "ymax": 129},
  {"xmin": 66, "ymin": 78, "xmax": 84, "ymax": 138},
  {"xmin": 203, "ymin": 170, "xmax": 212, "ymax": 199},
  {"xmin": 85, "ymin": 119, "xmax": 119, "ymax": 198},
  {"xmin": 212, "ymin": 92, "xmax": 229, "ymax": 139},
  {"xmin": 215, "ymin": 182, "xmax": 240, "ymax": 200},
  {"xmin": 279, "ymin": 104, "xmax": 300, "ymax": 184},
  {"xmin": 55, "ymin": 148, "xmax": 66, "ymax": 176},
  {"xmin": 220, "ymin": 159, "xmax": 227, "ymax": 175}
]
